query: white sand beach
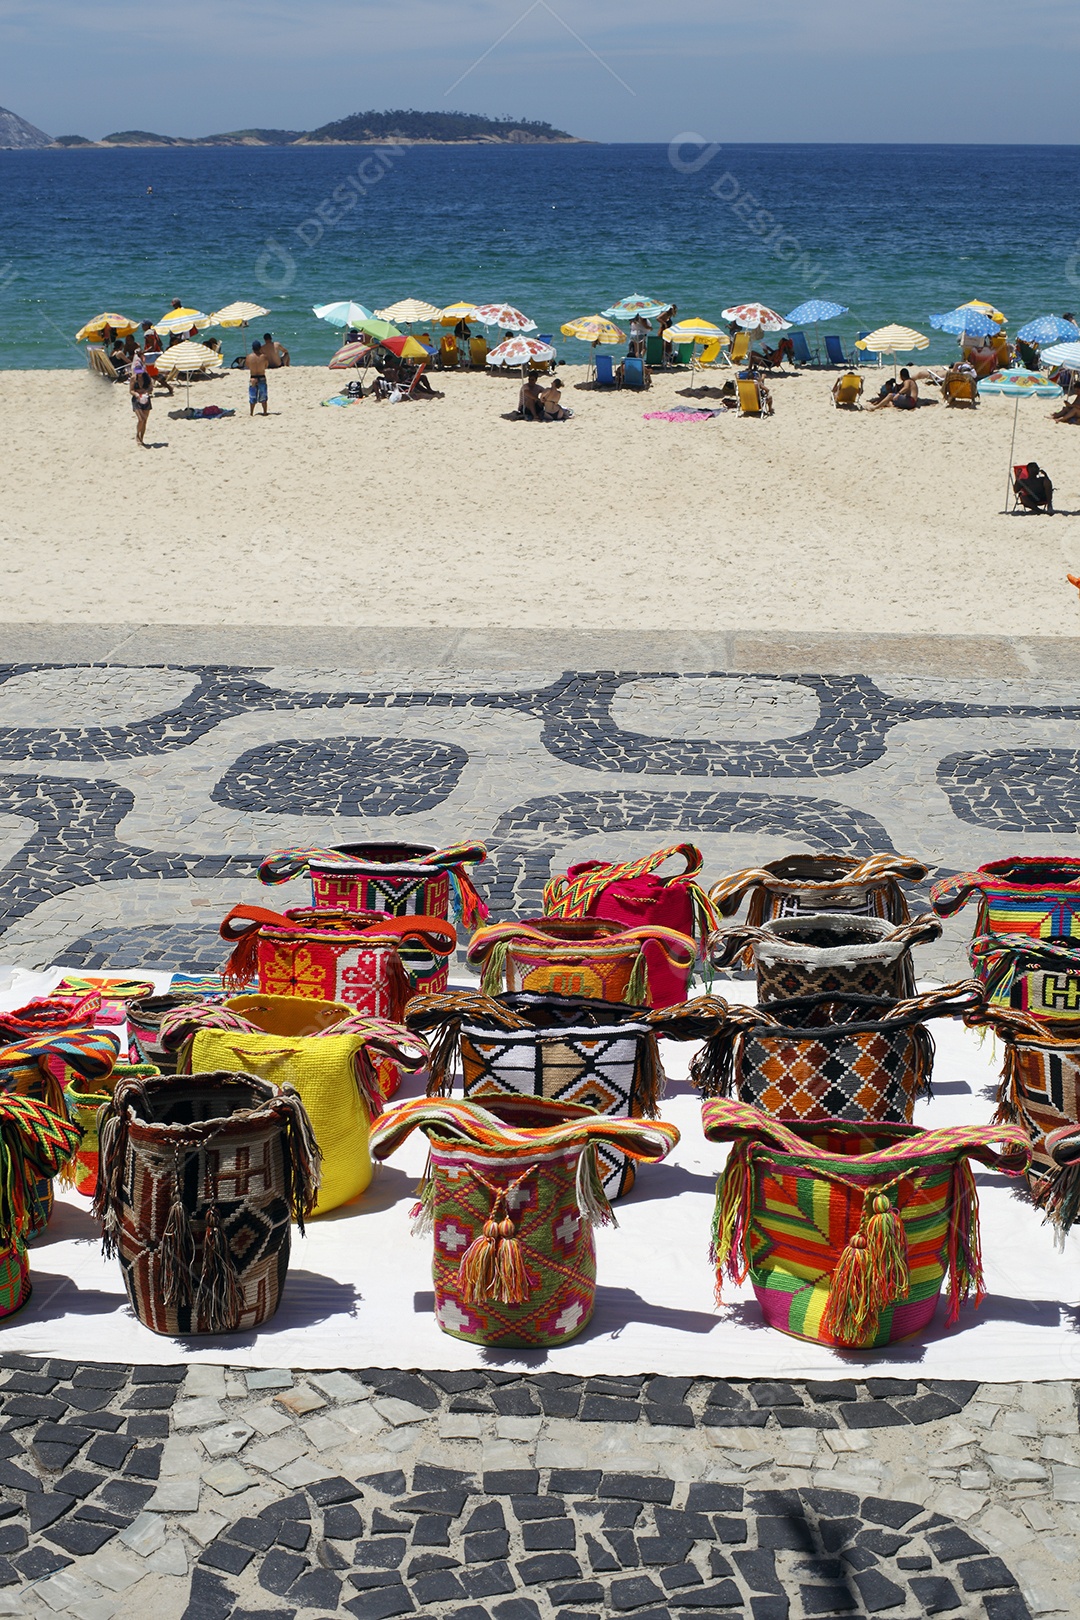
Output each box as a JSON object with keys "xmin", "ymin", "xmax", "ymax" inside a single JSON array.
[{"xmin": 2, "ymin": 362, "xmax": 1079, "ymax": 633}]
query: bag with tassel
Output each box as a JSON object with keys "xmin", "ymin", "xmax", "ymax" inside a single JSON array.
[
  {"xmin": 466, "ymin": 918, "xmax": 698, "ymax": 1010},
  {"xmin": 258, "ymin": 842, "xmax": 488, "ymax": 993},
  {"xmin": 218, "ymin": 905, "xmax": 457, "ymax": 1018},
  {"xmin": 94, "ymin": 1070, "xmax": 321, "ymax": 1335},
  {"xmin": 0, "ymin": 1028, "xmax": 120, "ymax": 1238},
  {"xmin": 0, "ymin": 1095, "xmax": 81, "ymax": 1320},
  {"xmin": 969, "ymin": 933, "xmax": 1080, "ymax": 1023},
  {"xmin": 128, "ymin": 989, "xmax": 228, "ymax": 1073},
  {"xmin": 710, "ymin": 853, "xmax": 930, "ymax": 930},
  {"xmin": 1034, "ymin": 1122, "xmax": 1080, "ymax": 1243},
  {"xmin": 709, "ymin": 913, "xmax": 942, "ymax": 1001},
  {"xmin": 369, "ymin": 1095, "xmax": 680, "ymax": 1348},
  {"xmin": 973, "ymin": 1001, "xmax": 1080, "ymax": 1192},
  {"xmin": 930, "ymin": 857, "xmax": 1080, "ymax": 950},
  {"xmin": 62, "ymin": 1061, "xmax": 160, "ymax": 1198},
  {"xmin": 691, "ymin": 983, "xmax": 982, "ymax": 1126},
  {"xmin": 702, "ymin": 1097, "xmax": 1030, "ymax": 1348},
  {"xmin": 405, "ymin": 990, "xmax": 726, "ymax": 1198},
  {"xmin": 542, "ymin": 844, "xmax": 718, "ymax": 1007},
  {"xmin": 159, "ymin": 995, "xmax": 429, "ymax": 1214}
]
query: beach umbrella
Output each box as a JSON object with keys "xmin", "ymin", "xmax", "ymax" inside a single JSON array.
[
  {"xmin": 560, "ymin": 315, "xmax": 624, "ymax": 344},
  {"xmin": 959, "ymin": 299, "xmax": 1007, "ymax": 325},
  {"xmin": 313, "ymin": 301, "xmax": 374, "ymax": 335},
  {"xmin": 601, "ymin": 295, "xmax": 671, "ymax": 320},
  {"xmin": 157, "ymin": 340, "xmax": 221, "ymax": 409},
  {"xmin": 785, "ymin": 299, "xmax": 848, "ymax": 325},
  {"xmin": 979, "ymin": 369, "xmax": 1063, "ymax": 511},
  {"xmin": 438, "ymin": 301, "xmax": 480, "ymax": 326},
  {"xmin": 355, "ymin": 315, "xmax": 401, "ymax": 342},
  {"xmin": 154, "ymin": 307, "xmax": 210, "ymax": 336},
  {"xmin": 380, "ymin": 335, "xmax": 436, "ymax": 359},
  {"xmin": 930, "ymin": 308, "xmax": 1000, "ymax": 337},
  {"xmin": 722, "ymin": 303, "xmax": 790, "ymax": 332},
  {"xmin": 856, "ymin": 324, "xmax": 928, "ymax": 376},
  {"xmin": 210, "ymin": 301, "xmax": 269, "ymax": 328},
  {"xmin": 75, "ymin": 312, "xmax": 141, "ymax": 341},
  {"xmin": 374, "ymin": 298, "xmax": 441, "ymax": 325},
  {"xmin": 1017, "ymin": 315, "xmax": 1080, "ymax": 346},
  {"xmin": 328, "ymin": 341, "xmax": 375, "ymax": 369},
  {"xmin": 667, "ymin": 318, "xmax": 726, "ymax": 342},
  {"xmin": 487, "ymin": 335, "xmax": 555, "ymax": 370},
  {"xmin": 1041, "ymin": 341, "xmax": 1080, "ymax": 369},
  {"xmin": 472, "ymin": 303, "xmax": 537, "ymax": 333}
]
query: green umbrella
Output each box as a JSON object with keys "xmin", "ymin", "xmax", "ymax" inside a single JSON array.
[{"xmin": 357, "ymin": 315, "xmax": 401, "ymax": 341}]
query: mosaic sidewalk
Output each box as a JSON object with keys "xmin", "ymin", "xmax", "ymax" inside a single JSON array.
[{"xmin": 2, "ymin": 645, "xmax": 1080, "ymax": 1618}]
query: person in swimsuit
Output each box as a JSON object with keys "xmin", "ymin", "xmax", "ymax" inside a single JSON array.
[
  {"xmin": 518, "ymin": 375, "xmax": 544, "ymax": 420},
  {"xmin": 130, "ymin": 365, "xmax": 153, "ymax": 446},
  {"xmin": 262, "ymin": 332, "xmax": 290, "ymax": 367},
  {"xmin": 244, "ymin": 341, "xmax": 270, "ymax": 416},
  {"xmin": 868, "ymin": 368, "xmax": 918, "ymax": 410},
  {"xmin": 540, "ymin": 377, "xmax": 573, "ymax": 420}
]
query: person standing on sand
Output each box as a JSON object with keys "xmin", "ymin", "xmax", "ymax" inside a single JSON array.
[
  {"xmin": 244, "ymin": 341, "xmax": 270, "ymax": 416},
  {"xmin": 129, "ymin": 364, "xmax": 153, "ymax": 447}
]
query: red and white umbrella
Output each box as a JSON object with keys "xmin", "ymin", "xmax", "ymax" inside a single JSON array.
[
  {"xmin": 487, "ymin": 335, "xmax": 556, "ymax": 368},
  {"xmin": 722, "ymin": 303, "xmax": 790, "ymax": 332},
  {"xmin": 472, "ymin": 303, "xmax": 537, "ymax": 333},
  {"xmin": 328, "ymin": 341, "xmax": 375, "ymax": 368}
]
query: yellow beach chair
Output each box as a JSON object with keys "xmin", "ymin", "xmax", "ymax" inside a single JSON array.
[
  {"xmin": 439, "ymin": 335, "xmax": 459, "ymax": 369},
  {"xmin": 727, "ymin": 332, "xmax": 750, "ymax": 367},
  {"xmin": 469, "ymin": 336, "xmax": 488, "ymax": 368},
  {"xmin": 698, "ymin": 338, "xmax": 722, "ymax": 366},
  {"xmin": 737, "ymin": 379, "xmax": 770, "ymax": 416},
  {"xmin": 87, "ymin": 346, "xmax": 121, "ymax": 381},
  {"xmin": 945, "ymin": 374, "xmax": 978, "ymax": 408},
  {"xmin": 832, "ymin": 372, "xmax": 863, "ymax": 409}
]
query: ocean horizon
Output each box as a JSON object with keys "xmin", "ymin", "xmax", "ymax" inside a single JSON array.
[{"xmin": 2, "ymin": 141, "xmax": 1079, "ymax": 368}]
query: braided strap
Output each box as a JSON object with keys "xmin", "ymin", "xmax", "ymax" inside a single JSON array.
[
  {"xmin": 710, "ymin": 853, "xmax": 930, "ymax": 918},
  {"xmin": 709, "ymin": 913, "xmax": 942, "ymax": 972},
  {"xmin": 369, "ymin": 1095, "xmax": 681, "ymax": 1166},
  {"xmin": 257, "ymin": 843, "xmax": 489, "ymax": 926},
  {"xmin": 467, "ymin": 920, "xmax": 697, "ymax": 1001},
  {"xmin": 931, "ymin": 857, "xmax": 1080, "ymax": 918},
  {"xmin": 0, "ymin": 1094, "xmax": 81, "ymax": 1248}
]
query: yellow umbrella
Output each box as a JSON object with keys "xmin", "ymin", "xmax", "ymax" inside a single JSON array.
[
  {"xmin": 375, "ymin": 298, "xmax": 441, "ymax": 324},
  {"xmin": 561, "ymin": 315, "xmax": 624, "ymax": 344},
  {"xmin": 438, "ymin": 301, "xmax": 480, "ymax": 326},
  {"xmin": 76, "ymin": 312, "xmax": 142, "ymax": 341},
  {"xmin": 960, "ymin": 299, "xmax": 1007, "ymax": 326},
  {"xmin": 667, "ymin": 318, "xmax": 728, "ymax": 343},
  {"xmin": 210, "ymin": 301, "xmax": 270, "ymax": 327},
  {"xmin": 154, "ymin": 307, "xmax": 211, "ymax": 336}
]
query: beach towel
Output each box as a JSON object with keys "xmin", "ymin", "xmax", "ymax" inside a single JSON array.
[
  {"xmin": 369, "ymin": 1095, "xmax": 679, "ymax": 1348},
  {"xmin": 643, "ymin": 408, "xmax": 724, "ymax": 423},
  {"xmin": 709, "ymin": 913, "xmax": 941, "ymax": 1002}
]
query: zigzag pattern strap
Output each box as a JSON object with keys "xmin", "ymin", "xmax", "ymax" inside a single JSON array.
[
  {"xmin": 370, "ymin": 1096, "xmax": 680, "ymax": 1164},
  {"xmin": 258, "ymin": 842, "xmax": 488, "ymax": 886},
  {"xmin": 543, "ymin": 844, "xmax": 704, "ymax": 917},
  {"xmin": 0, "ymin": 1027, "xmax": 120, "ymax": 1081},
  {"xmin": 964, "ymin": 998, "xmax": 1077, "ymax": 1044},
  {"xmin": 971, "ymin": 932, "xmax": 1080, "ymax": 970},
  {"xmin": 404, "ymin": 992, "xmax": 533, "ymax": 1035},
  {"xmin": 738, "ymin": 981, "xmax": 983, "ymax": 1035},
  {"xmin": 467, "ymin": 921, "xmax": 697, "ymax": 967},
  {"xmin": 642, "ymin": 994, "xmax": 731, "ymax": 1042},
  {"xmin": 0, "ymin": 991, "xmax": 103, "ymax": 1039}
]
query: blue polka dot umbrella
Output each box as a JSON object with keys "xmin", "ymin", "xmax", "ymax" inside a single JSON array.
[
  {"xmin": 1016, "ymin": 314, "xmax": 1080, "ymax": 346},
  {"xmin": 930, "ymin": 307, "xmax": 1000, "ymax": 338},
  {"xmin": 784, "ymin": 299, "xmax": 848, "ymax": 325}
]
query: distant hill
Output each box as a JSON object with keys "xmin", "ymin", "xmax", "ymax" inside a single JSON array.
[
  {"xmin": 0, "ymin": 104, "xmax": 52, "ymax": 149},
  {"xmin": 60, "ymin": 108, "xmax": 580, "ymax": 148}
]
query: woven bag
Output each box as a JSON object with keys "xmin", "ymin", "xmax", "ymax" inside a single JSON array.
[
  {"xmin": 62, "ymin": 1061, "xmax": 160, "ymax": 1198},
  {"xmin": 0, "ymin": 990, "xmax": 102, "ymax": 1040},
  {"xmin": 1033, "ymin": 1122, "xmax": 1080, "ymax": 1242},
  {"xmin": 968, "ymin": 933, "xmax": 1080, "ymax": 1023},
  {"xmin": 161, "ymin": 995, "xmax": 429, "ymax": 1215},
  {"xmin": 709, "ymin": 913, "xmax": 942, "ymax": 1001},
  {"xmin": 467, "ymin": 917, "xmax": 698, "ymax": 1009},
  {"xmin": 542, "ymin": 844, "xmax": 718, "ymax": 1007},
  {"xmin": 405, "ymin": 990, "xmax": 726, "ymax": 1198},
  {"xmin": 370, "ymin": 1096, "xmax": 679, "ymax": 1348},
  {"xmin": 94, "ymin": 1071, "xmax": 320, "ymax": 1335},
  {"xmin": 972, "ymin": 1001, "xmax": 1080, "ymax": 1194},
  {"xmin": 931, "ymin": 857, "xmax": 1080, "ymax": 948},
  {"xmin": 692, "ymin": 983, "xmax": 981, "ymax": 1126},
  {"xmin": 219, "ymin": 905, "xmax": 456, "ymax": 1018},
  {"xmin": 259, "ymin": 842, "xmax": 488, "ymax": 993},
  {"xmin": 711, "ymin": 853, "xmax": 930, "ymax": 928},
  {"xmin": 128, "ymin": 990, "xmax": 227, "ymax": 1073},
  {"xmin": 0, "ymin": 1095, "xmax": 81, "ymax": 1321},
  {"xmin": 702, "ymin": 1097, "xmax": 1030, "ymax": 1348}
]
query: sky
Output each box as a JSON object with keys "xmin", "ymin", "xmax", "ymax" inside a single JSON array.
[{"xmin": 2, "ymin": 0, "xmax": 1079, "ymax": 144}]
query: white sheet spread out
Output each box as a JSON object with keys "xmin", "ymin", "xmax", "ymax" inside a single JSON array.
[{"xmin": 5, "ymin": 969, "xmax": 1080, "ymax": 1378}]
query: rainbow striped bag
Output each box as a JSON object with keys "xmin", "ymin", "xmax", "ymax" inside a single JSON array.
[
  {"xmin": 711, "ymin": 853, "xmax": 930, "ymax": 929},
  {"xmin": 467, "ymin": 918, "xmax": 698, "ymax": 1009},
  {"xmin": 0, "ymin": 1096, "xmax": 81, "ymax": 1320},
  {"xmin": 129, "ymin": 990, "xmax": 227, "ymax": 1073},
  {"xmin": 969, "ymin": 933, "xmax": 1080, "ymax": 1023},
  {"xmin": 370, "ymin": 1096, "xmax": 679, "ymax": 1348},
  {"xmin": 62, "ymin": 1062, "xmax": 160, "ymax": 1198},
  {"xmin": 931, "ymin": 857, "xmax": 1080, "ymax": 952},
  {"xmin": 702, "ymin": 1098, "xmax": 1029, "ymax": 1349},
  {"xmin": 258, "ymin": 842, "xmax": 488, "ymax": 994},
  {"xmin": 709, "ymin": 913, "xmax": 941, "ymax": 1002}
]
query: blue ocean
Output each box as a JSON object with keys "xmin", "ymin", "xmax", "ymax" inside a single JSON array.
[{"xmin": 1, "ymin": 142, "xmax": 1079, "ymax": 367}]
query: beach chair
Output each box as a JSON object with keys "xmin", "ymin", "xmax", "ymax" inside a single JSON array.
[
  {"xmin": 439, "ymin": 335, "xmax": 459, "ymax": 369},
  {"xmin": 645, "ymin": 335, "xmax": 665, "ymax": 367},
  {"xmin": 87, "ymin": 346, "xmax": 120, "ymax": 381},
  {"xmin": 824, "ymin": 335, "xmax": 854, "ymax": 368},
  {"xmin": 945, "ymin": 374, "xmax": 978, "ymax": 408},
  {"xmin": 832, "ymin": 372, "xmax": 863, "ymax": 409},
  {"xmin": 593, "ymin": 354, "xmax": 617, "ymax": 389},
  {"xmin": 403, "ymin": 364, "xmax": 429, "ymax": 399},
  {"xmin": 992, "ymin": 333, "xmax": 1012, "ymax": 368},
  {"xmin": 698, "ymin": 339, "xmax": 722, "ymax": 366},
  {"xmin": 675, "ymin": 343, "xmax": 694, "ymax": 366},
  {"xmin": 856, "ymin": 331, "xmax": 879, "ymax": 366},
  {"xmin": 726, "ymin": 332, "xmax": 750, "ymax": 367},
  {"xmin": 737, "ymin": 378, "xmax": 770, "ymax": 416},
  {"xmin": 789, "ymin": 331, "xmax": 814, "ymax": 367},
  {"xmin": 469, "ymin": 336, "xmax": 488, "ymax": 368},
  {"xmin": 620, "ymin": 357, "xmax": 650, "ymax": 391}
]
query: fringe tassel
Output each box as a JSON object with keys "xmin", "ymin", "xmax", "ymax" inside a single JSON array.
[
  {"xmin": 160, "ymin": 1158, "xmax": 195, "ymax": 1308},
  {"xmin": 351, "ymin": 1049, "xmax": 384, "ymax": 1119},
  {"xmin": 384, "ymin": 948, "xmax": 412, "ymax": 1024},
  {"xmin": 864, "ymin": 1192, "xmax": 910, "ymax": 1301},
  {"xmin": 912, "ymin": 1026, "xmax": 935, "ymax": 1102},
  {"xmin": 711, "ymin": 1142, "xmax": 754, "ymax": 1298},
  {"xmin": 636, "ymin": 1035, "xmax": 664, "ymax": 1116},
  {"xmin": 821, "ymin": 1187, "xmax": 911, "ymax": 1346},
  {"xmin": 276, "ymin": 1086, "xmax": 322, "ymax": 1232},
  {"xmin": 425, "ymin": 1019, "xmax": 464, "ymax": 1096},
  {"xmin": 575, "ymin": 1144, "xmax": 615, "ymax": 1230},
  {"xmin": 93, "ymin": 1104, "xmax": 127, "ymax": 1257},
  {"xmin": 479, "ymin": 941, "xmax": 510, "ymax": 996},
  {"xmin": 194, "ymin": 1200, "xmax": 243, "ymax": 1332},
  {"xmin": 457, "ymin": 1166, "xmax": 534, "ymax": 1306},
  {"xmin": 690, "ymin": 1027, "xmax": 740, "ymax": 1099},
  {"xmin": 409, "ymin": 1155, "xmax": 436, "ymax": 1236},
  {"xmin": 1035, "ymin": 1157, "xmax": 1080, "ymax": 1250},
  {"xmin": 222, "ymin": 924, "xmax": 262, "ymax": 991},
  {"xmin": 946, "ymin": 1159, "xmax": 985, "ymax": 1323},
  {"xmin": 993, "ymin": 1043, "xmax": 1020, "ymax": 1125},
  {"xmin": 625, "ymin": 950, "xmax": 649, "ymax": 1007},
  {"xmin": 449, "ymin": 866, "xmax": 488, "ymax": 928}
]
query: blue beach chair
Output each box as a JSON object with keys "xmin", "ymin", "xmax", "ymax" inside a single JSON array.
[
  {"xmin": 824, "ymin": 335, "xmax": 855, "ymax": 368},
  {"xmin": 789, "ymin": 331, "xmax": 815, "ymax": 367},
  {"xmin": 594, "ymin": 354, "xmax": 617, "ymax": 389},
  {"xmin": 620, "ymin": 357, "xmax": 649, "ymax": 390},
  {"xmin": 857, "ymin": 330, "xmax": 880, "ymax": 366}
]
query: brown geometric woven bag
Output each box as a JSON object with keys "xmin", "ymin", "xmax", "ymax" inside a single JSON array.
[
  {"xmin": 709, "ymin": 853, "xmax": 930, "ymax": 928},
  {"xmin": 709, "ymin": 914, "xmax": 942, "ymax": 1001}
]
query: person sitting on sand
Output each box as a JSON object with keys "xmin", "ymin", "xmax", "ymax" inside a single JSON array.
[
  {"xmin": 519, "ymin": 375, "xmax": 544, "ymax": 421},
  {"xmin": 243, "ymin": 340, "xmax": 270, "ymax": 417},
  {"xmin": 752, "ymin": 336, "xmax": 795, "ymax": 369},
  {"xmin": 400, "ymin": 361, "xmax": 436, "ymax": 397},
  {"xmin": 262, "ymin": 332, "xmax": 290, "ymax": 367},
  {"xmin": 1014, "ymin": 462, "xmax": 1054, "ymax": 513},
  {"xmin": 1015, "ymin": 337, "xmax": 1040, "ymax": 372},
  {"xmin": 831, "ymin": 371, "xmax": 863, "ymax": 407},
  {"xmin": 869, "ymin": 368, "xmax": 918, "ymax": 410},
  {"xmin": 1053, "ymin": 394, "xmax": 1080, "ymax": 424},
  {"xmin": 540, "ymin": 377, "xmax": 573, "ymax": 421}
]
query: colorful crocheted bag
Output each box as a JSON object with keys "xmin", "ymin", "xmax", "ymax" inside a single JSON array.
[
  {"xmin": 94, "ymin": 1070, "xmax": 320, "ymax": 1336},
  {"xmin": 0, "ymin": 990, "xmax": 102, "ymax": 1040},
  {"xmin": 404, "ymin": 990, "xmax": 726, "ymax": 1198},
  {"xmin": 128, "ymin": 990, "xmax": 227, "ymax": 1073},
  {"xmin": 710, "ymin": 853, "xmax": 930, "ymax": 928},
  {"xmin": 1033, "ymin": 1122, "xmax": 1080, "ymax": 1242},
  {"xmin": 709, "ymin": 913, "xmax": 941, "ymax": 1001},
  {"xmin": 972, "ymin": 1001, "xmax": 1080, "ymax": 1193},
  {"xmin": 466, "ymin": 917, "xmax": 698, "ymax": 1009},
  {"xmin": 968, "ymin": 933, "xmax": 1080, "ymax": 1023},
  {"xmin": 702, "ymin": 1097, "xmax": 1030, "ymax": 1348},
  {"xmin": 930, "ymin": 857, "xmax": 1080, "ymax": 948},
  {"xmin": 692, "ymin": 983, "xmax": 981, "ymax": 1126},
  {"xmin": 160, "ymin": 995, "xmax": 429, "ymax": 1215},
  {"xmin": 0, "ymin": 1095, "xmax": 81, "ymax": 1320},
  {"xmin": 542, "ymin": 845, "xmax": 718, "ymax": 1007},
  {"xmin": 258, "ymin": 842, "xmax": 488, "ymax": 993},
  {"xmin": 219, "ymin": 905, "xmax": 456, "ymax": 1018},
  {"xmin": 62, "ymin": 1062, "xmax": 160, "ymax": 1198},
  {"xmin": 370, "ymin": 1096, "xmax": 680, "ymax": 1348}
]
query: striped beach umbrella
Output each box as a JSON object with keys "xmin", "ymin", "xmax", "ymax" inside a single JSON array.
[
  {"xmin": 328, "ymin": 341, "xmax": 375, "ymax": 369},
  {"xmin": 374, "ymin": 298, "xmax": 441, "ymax": 325},
  {"xmin": 722, "ymin": 303, "xmax": 790, "ymax": 331},
  {"xmin": 156, "ymin": 340, "xmax": 222, "ymax": 409},
  {"xmin": 154, "ymin": 307, "xmax": 211, "ymax": 336},
  {"xmin": 210, "ymin": 301, "xmax": 269, "ymax": 328},
  {"xmin": 1041, "ymin": 341, "xmax": 1080, "ymax": 369},
  {"xmin": 438, "ymin": 301, "xmax": 481, "ymax": 326},
  {"xmin": 472, "ymin": 304, "xmax": 537, "ymax": 333},
  {"xmin": 601, "ymin": 295, "xmax": 671, "ymax": 320}
]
